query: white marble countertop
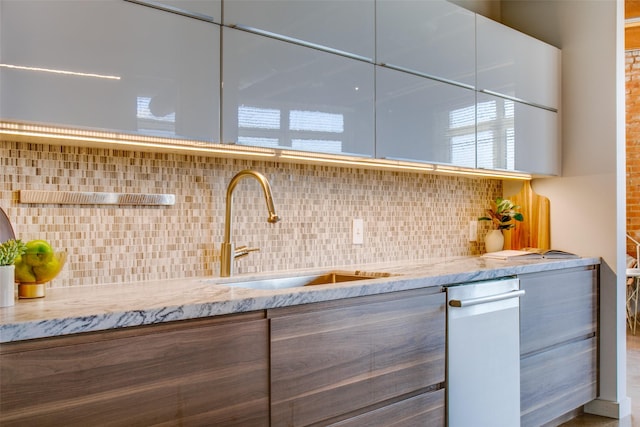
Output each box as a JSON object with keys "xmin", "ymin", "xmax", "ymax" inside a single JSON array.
[{"xmin": 0, "ymin": 255, "xmax": 600, "ymax": 343}]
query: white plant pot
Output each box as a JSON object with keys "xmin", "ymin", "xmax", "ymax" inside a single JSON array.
[
  {"xmin": 485, "ymin": 229, "xmax": 505, "ymax": 253},
  {"xmin": 0, "ymin": 265, "xmax": 15, "ymax": 307}
]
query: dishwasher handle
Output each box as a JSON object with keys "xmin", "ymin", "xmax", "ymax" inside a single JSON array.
[{"xmin": 448, "ymin": 289, "xmax": 525, "ymax": 308}]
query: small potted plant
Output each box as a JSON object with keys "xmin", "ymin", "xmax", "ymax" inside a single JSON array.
[
  {"xmin": 0, "ymin": 239, "xmax": 26, "ymax": 307},
  {"xmin": 479, "ymin": 198, "xmax": 524, "ymax": 252}
]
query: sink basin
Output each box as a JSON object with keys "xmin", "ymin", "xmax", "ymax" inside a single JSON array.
[{"xmin": 222, "ymin": 271, "xmax": 390, "ymax": 290}]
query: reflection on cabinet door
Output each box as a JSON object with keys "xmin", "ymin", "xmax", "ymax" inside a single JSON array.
[
  {"xmin": 1, "ymin": 0, "xmax": 220, "ymax": 142},
  {"xmin": 476, "ymin": 93, "xmax": 559, "ymax": 175},
  {"xmin": 477, "ymin": 14, "xmax": 561, "ymax": 110},
  {"xmin": 222, "ymin": 27, "xmax": 375, "ymax": 157},
  {"xmin": 139, "ymin": 0, "xmax": 222, "ymax": 23},
  {"xmin": 376, "ymin": 0, "xmax": 475, "ymax": 87},
  {"xmin": 223, "ymin": 0, "xmax": 375, "ymax": 60},
  {"xmin": 376, "ymin": 67, "xmax": 477, "ymax": 167}
]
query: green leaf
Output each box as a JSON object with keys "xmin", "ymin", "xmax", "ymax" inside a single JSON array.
[{"xmin": 0, "ymin": 239, "xmax": 27, "ymax": 266}]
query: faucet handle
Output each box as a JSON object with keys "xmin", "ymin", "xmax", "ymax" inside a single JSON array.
[{"xmin": 234, "ymin": 246, "xmax": 260, "ymax": 259}]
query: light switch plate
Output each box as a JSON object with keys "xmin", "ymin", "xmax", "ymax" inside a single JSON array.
[
  {"xmin": 469, "ymin": 220, "xmax": 478, "ymax": 242},
  {"xmin": 353, "ymin": 218, "xmax": 364, "ymax": 245}
]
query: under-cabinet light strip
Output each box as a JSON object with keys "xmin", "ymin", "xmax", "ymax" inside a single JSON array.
[
  {"xmin": 0, "ymin": 122, "xmax": 275, "ymax": 157},
  {"xmin": 0, "ymin": 63, "xmax": 121, "ymax": 80},
  {"xmin": 0, "ymin": 121, "xmax": 532, "ymax": 180}
]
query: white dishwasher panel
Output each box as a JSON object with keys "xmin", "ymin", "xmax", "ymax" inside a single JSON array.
[{"xmin": 447, "ymin": 278, "xmax": 522, "ymax": 427}]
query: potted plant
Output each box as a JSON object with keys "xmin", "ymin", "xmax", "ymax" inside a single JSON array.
[
  {"xmin": 479, "ymin": 198, "xmax": 524, "ymax": 252},
  {"xmin": 0, "ymin": 239, "xmax": 26, "ymax": 307}
]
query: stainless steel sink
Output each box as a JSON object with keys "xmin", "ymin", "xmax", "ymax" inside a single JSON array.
[{"xmin": 222, "ymin": 271, "xmax": 390, "ymax": 290}]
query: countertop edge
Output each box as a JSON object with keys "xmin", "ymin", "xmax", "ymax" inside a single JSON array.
[{"xmin": 0, "ymin": 256, "xmax": 601, "ymax": 343}]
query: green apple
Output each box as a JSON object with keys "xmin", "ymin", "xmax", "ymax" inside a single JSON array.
[
  {"xmin": 33, "ymin": 255, "xmax": 62, "ymax": 283},
  {"xmin": 14, "ymin": 255, "xmax": 37, "ymax": 283},
  {"xmin": 23, "ymin": 240, "xmax": 54, "ymax": 267}
]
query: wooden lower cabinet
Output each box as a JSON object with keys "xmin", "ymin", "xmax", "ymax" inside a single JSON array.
[
  {"xmin": 519, "ymin": 266, "xmax": 599, "ymax": 427},
  {"xmin": 268, "ymin": 287, "xmax": 446, "ymax": 427},
  {"xmin": 0, "ymin": 312, "xmax": 269, "ymax": 427},
  {"xmin": 521, "ymin": 338, "xmax": 598, "ymax": 427}
]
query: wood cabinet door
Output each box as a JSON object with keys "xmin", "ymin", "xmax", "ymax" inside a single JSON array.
[
  {"xmin": 519, "ymin": 267, "xmax": 598, "ymax": 356},
  {"xmin": 0, "ymin": 312, "xmax": 269, "ymax": 427},
  {"xmin": 521, "ymin": 338, "xmax": 598, "ymax": 427},
  {"xmin": 519, "ymin": 266, "xmax": 598, "ymax": 426},
  {"xmin": 269, "ymin": 288, "xmax": 446, "ymax": 426},
  {"xmin": 329, "ymin": 389, "xmax": 445, "ymax": 427}
]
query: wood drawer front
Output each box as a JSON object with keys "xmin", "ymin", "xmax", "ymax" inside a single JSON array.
[
  {"xmin": 329, "ymin": 389, "xmax": 445, "ymax": 427},
  {"xmin": 270, "ymin": 289, "xmax": 446, "ymax": 426},
  {"xmin": 520, "ymin": 267, "xmax": 597, "ymax": 356},
  {"xmin": 520, "ymin": 337, "xmax": 597, "ymax": 427},
  {"xmin": 0, "ymin": 313, "xmax": 269, "ymax": 427}
]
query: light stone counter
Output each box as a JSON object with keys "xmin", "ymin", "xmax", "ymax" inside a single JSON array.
[{"xmin": 0, "ymin": 256, "xmax": 600, "ymax": 343}]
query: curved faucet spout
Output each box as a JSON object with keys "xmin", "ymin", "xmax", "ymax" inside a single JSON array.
[{"xmin": 220, "ymin": 170, "xmax": 280, "ymax": 277}]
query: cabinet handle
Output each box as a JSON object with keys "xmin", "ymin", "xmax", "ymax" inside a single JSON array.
[
  {"xmin": 448, "ymin": 290, "xmax": 525, "ymax": 308},
  {"xmin": 478, "ymin": 89, "xmax": 558, "ymax": 113}
]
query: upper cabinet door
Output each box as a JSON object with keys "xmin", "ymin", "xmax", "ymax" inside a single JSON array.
[
  {"xmin": 476, "ymin": 15, "xmax": 561, "ymax": 110},
  {"xmin": 476, "ymin": 93, "xmax": 559, "ymax": 175},
  {"xmin": 137, "ymin": 0, "xmax": 221, "ymax": 23},
  {"xmin": 376, "ymin": 0, "xmax": 476, "ymax": 87},
  {"xmin": 223, "ymin": 0, "xmax": 375, "ymax": 60},
  {"xmin": 1, "ymin": 0, "xmax": 220, "ymax": 142},
  {"xmin": 376, "ymin": 67, "xmax": 477, "ymax": 167},
  {"xmin": 222, "ymin": 27, "xmax": 375, "ymax": 157}
]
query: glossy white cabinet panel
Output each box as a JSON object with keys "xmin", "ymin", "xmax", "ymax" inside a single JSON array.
[
  {"xmin": 376, "ymin": 0, "xmax": 475, "ymax": 87},
  {"xmin": 136, "ymin": 0, "xmax": 221, "ymax": 23},
  {"xmin": 1, "ymin": 0, "xmax": 220, "ymax": 141},
  {"xmin": 223, "ymin": 0, "xmax": 375, "ymax": 60},
  {"xmin": 376, "ymin": 67, "xmax": 477, "ymax": 167},
  {"xmin": 477, "ymin": 14, "xmax": 561, "ymax": 110},
  {"xmin": 222, "ymin": 28, "xmax": 375, "ymax": 156},
  {"xmin": 476, "ymin": 93, "xmax": 559, "ymax": 175}
]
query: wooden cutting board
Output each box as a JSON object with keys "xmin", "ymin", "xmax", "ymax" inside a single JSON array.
[{"xmin": 503, "ymin": 181, "xmax": 550, "ymax": 250}]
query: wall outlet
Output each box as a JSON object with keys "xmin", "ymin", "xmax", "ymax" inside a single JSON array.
[
  {"xmin": 353, "ymin": 218, "xmax": 364, "ymax": 245},
  {"xmin": 469, "ymin": 220, "xmax": 478, "ymax": 242}
]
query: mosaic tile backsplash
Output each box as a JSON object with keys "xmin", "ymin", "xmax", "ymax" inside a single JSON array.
[{"xmin": 1, "ymin": 140, "xmax": 502, "ymax": 288}]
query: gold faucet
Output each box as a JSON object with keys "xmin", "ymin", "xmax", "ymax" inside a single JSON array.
[{"xmin": 220, "ymin": 170, "xmax": 280, "ymax": 277}]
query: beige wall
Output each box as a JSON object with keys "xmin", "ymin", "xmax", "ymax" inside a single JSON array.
[{"xmin": 1, "ymin": 140, "xmax": 501, "ymax": 288}]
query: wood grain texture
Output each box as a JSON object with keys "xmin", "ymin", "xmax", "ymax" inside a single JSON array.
[
  {"xmin": 268, "ymin": 288, "xmax": 446, "ymax": 427},
  {"xmin": 519, "ymin": 266, "xmax": 598, "ymax": 427},
  {"xmin": 328, "ymin": 389, "xmax": 445, "ymax": 427},
  {"xmin": 519, "ymin": 267, "xmax": 597, "ymax": 356},
  {"xmin": 520, "ymin": 338, "xmax": 598, "ymax": 427},
  {"xmin": 504, "ymin": 181, "xmax": 550, "ymax": 250},
  {"xmin": 0, "ymin": 312, "xmax": 269, "ymax": 427}
]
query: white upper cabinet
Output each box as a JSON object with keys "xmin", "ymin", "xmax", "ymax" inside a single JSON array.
[
  {"xmin": 476, "ymin": 93, "xmax": 559, "ymax": 175},
  {"xmin": 222, "ymin": 27, "xmax": 375, "ymax": 157},
  {"xmin": 223, "ymin": 0, "xmax": 375, "ymax": 60},
  {"xmin": 138, "ymin": 0, "xmax": 221, "ymax": 23},
  {"xmin": 1, "ymin": 0, "xmax": 220, "ymax": 142},
  {"xmin": 476, "ymin": 14, "xmax": 561, "ymax": 110},
  {"xmin": 376, "ymin": 67, "xmax": 477, "ymax": 167},
  {"xmin": 376, "ymin": 0, "xmax": 476, "ymax": 87}
]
